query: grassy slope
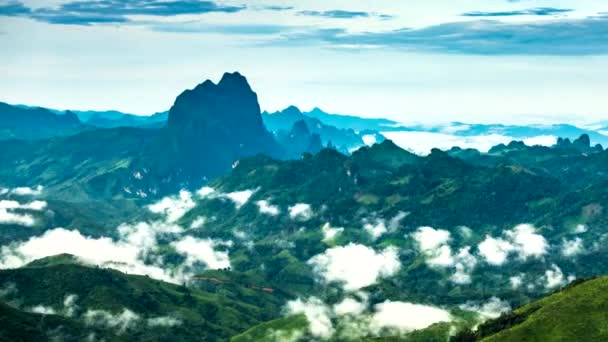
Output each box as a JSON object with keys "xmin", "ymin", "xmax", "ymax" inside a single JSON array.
[
  {"xmin": 478, "ymin": 277, "xmax": 608, "ymax": 341},
  {"xmin": 0, "ymin": 256, "xmax": 283, "ymax": 341}
]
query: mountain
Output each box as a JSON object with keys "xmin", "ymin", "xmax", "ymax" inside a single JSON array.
[
  {"xmin": 452, "ymin": 276, "xmax": 608, "ymax": 341},
  {"xmin": 79, "ymin": 110, "xmax": 168, "ymax": 129},
  {"xmin": 165, "ymin": 71, "xmax": 281, "ymax": 176},
  {"xmin": 304, "ymin": 107, "xmax": 400, "ymax": 131},
  {"xmin": 3, "ymin": 135, "xmax": 608, "ymax": 340},
  {"xmin": 0, "ymin": 255, "xmax": 284, "ymax": 341},
  {"xmin": 263, "ymin": 105, "xmax": 385, "ymax": 153},
  {"xmin": 0, "ymin": 102, "xmax": 85, "ymax": 140},
  {"xmin": 0, "ymin": 72, "xmax": 282, "ymax": 200},
  {"xmin": 275, "ymin": 120, "xmax": 324, "ymax": 157}
]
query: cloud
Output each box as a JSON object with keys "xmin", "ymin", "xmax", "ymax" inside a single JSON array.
[
  {"xmin": 544, "ymin": 264, "xmax": 574, "ymax": 289},
  {"xmin": 411, "ymin": 227, "xmax": 477, "ymax": 284},
  {"xmin": 196, "ymin": 186, "xmax": 215, "ymax": 197},
  {"xmin": 478, "ymin": 236, "xmax": 514, "ymax": 265},
  {"xmin": 1, "ymin": 0, "xmax": 244, "ymax": 25},
  {"xmin": 223, "ymin": 189, "xmax": 255, "ymax": 209},
  {"xmin": 459, "ymin": 297, "xmax": 511, "ymax": 319},
  {"xmin": 363, "ymin": 220, "xmax": 387, "ymax": 240},
  {"xmin": 574, "ymin": 224, "xmax": 588, "ymax": 234},
  {"xmin": 298, "ymin": 10, "xmax": 370, "ymax": 19},
  {"xmin": 322, "ymin": 223, "xmax": 343, "ymax": 243},
  {"xmin": 510, "ymin": 274, "xmax": 524, "ymax": 289},
  {"xmin": 411, "ymin": 226, "xmax": 451, "ymax": 252},
  {"xmin": 478, "ymin": 224, "xmax": 547, "ymax": 265},
  {"xmin": 64, "ymin": 294, "xmax": 78, "ymax": 317},
  {"xmin": 308, "ymin": 243, "xmax": 400, "ymax": 291},
  {"xmin": 0, "ymin": 227, "xmax": 176, "ymax": 283},
  {"xmin": 450, "ymin": 247, "xmax": 478, "ymax": 285},
  {"xmin": 363, "ymin": 212, "xmax": 408, "ymax": 240},
  {"xmin": 333, "ymin": 296, "xmax": 367, "ymax": 316},
  {"xmin": 288, "ymin": 203, "xmax": 313, "ymax": 221},
  {"xmin": 462, "ymin": 7, "xmax": 573, "ymax": 17},
  {"xmin": 370, "ymin": 301, "xmax": 451, "ymax": 333},
  {"xmin": 561, "ymin": 237, "xmax": 584, "ymax": 257},
  {"xmin": 29, "ymin": 305, "xmax": 56, "ymax": 315},
  {"xmin": 148, "ymin": 190, "xmax": 195, "ymax": 223},
  {"xmin": 286, "ymin": 297, "xmax": 334, "ymax": 339},
  {"xmin": 172, "ymin": 236, "xmax": 231, "ymax": 269},
  {"xmin": 147, "ymin": 316, "xmax": 182, "ymax": 327},
  {"xmin": 0, "ymin": 199, "xmax": 46, "ymax": 226},
  {"xmin": 10, "ymin": 185, "xmax": 43, "ymax": 196},
  {"xmin": 190, "ymin": 216, "xmax": 206, "ymax": 229},
  {"xmin": 382, "ymin": 132, "xmax": 556, "ymax": 155},
  {"xmin": 0, "ymin": 209, "xmax": 35, "ymax": 226},
  {"xmin": 285, "ymin": 16, "xmax": 608, "ymax": 55},
  {"xmin": 256, "ymin": 200, "xmax": 280, "ymax": 216},
  {"xmin": 0, "ymin": 1, "xmax": 29, "ymax": 16},
  {"xmin": 85, "ymin": 308, "xmax": 141, "ymax": 333}
]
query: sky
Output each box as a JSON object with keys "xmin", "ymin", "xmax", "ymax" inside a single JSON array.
[{"xmin": 1, "ymin": 0, "xmax": 607, "ymax": 124}]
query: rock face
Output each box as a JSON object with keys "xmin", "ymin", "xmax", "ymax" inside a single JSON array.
[{"xmin": 163, "ymin": 72, "xmax": 282, "ymax": 178}]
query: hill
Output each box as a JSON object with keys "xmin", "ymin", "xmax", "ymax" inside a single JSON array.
[
  {"xmin": 452, "ymin": 277, "xmax": 608, "ymax": 341},
  {"xmin": 0, "ymin": 102, "xmax": 84, "ymax": 140},
  {"xmin": 0, "ymin": 255, "xmax": 285, "ymax": 341}
]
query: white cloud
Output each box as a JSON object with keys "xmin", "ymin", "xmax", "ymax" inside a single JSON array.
[
  {"xmin": 256, "ymin": 200, "xmax": 280, "ymax": 216},
  {"xmin": 370, "ymin": 301, "xmax": 451, "ymax": 333},
  {"xmin": 364, "ymin": 220, "xmax": 387, "ymax": 240},
  {"xmin": 190, "ymin": 216, "xmax": 206, "ymax": 229},
  {"xmin": 289, "ymin": 203, "xmax": 313, "ymax": 221},
  {"xmin": 286, "ymin": 297, "xmax": 334, "ymax": 339},
  {"xmin": 510, "ymin": 275, "xmax": 524, "ymax": 290},
  {"xmin": 0, "ymin": 228, "xmax": 177, "ymax": 283},
  {"xmin": 64, "ymin": 294, "xmax": 78, "ymax": 317},
  {"xmin": 412, "ymin": 227, "xmax": 451, "ymax": 252},
  {"xmin": 562, "ymin": 237, "xmax": 584, "ymax": 257},
  {"xmin": 147, "ymin": 316, "xmax": 182, "ymax": 327},
  {"xmin": 333, "ymin": 296, "xmax": 367, "ymax": 316},
  {"xmin": 459, "ymin": 297, "xmax": 511, "ymax": 319},
  {"xmin": 544, "ymin": 264, "xmax": 575, "ymax": 289},
  {"xmin": 0, "ymin": 216, "xmax": 230, "ymax": 284},
  {"xmin": 364, "ymin": 212, "xmax": 408, "ymax": 240},
  {"xmin": 382, "ymin": 132, "xmax": 555, "ymax": 155},
  {"xmin": 148, "ymin": 190, "xmax": 195, "ymax": 223},
  {"xmin": 478, "ymin": 224, "xmax": 547, "ymax": 265},
  {"xmin": 85, "ymin": 308, "xmax": 141, "ymax": 333},
  {"xmin": 172, "ymin": 236, "xmax": 231, "ymax": 270},
  {"xmin": 574, "ymin": 224, "xmax": 588, "ymax": 234},
  {"xmin": 308, "ymin": 243, "xmax": 400, "ymax": 291},
  {"xmin": 362, "ymin": 134, "xmax": 377, "ymax": 146},
  {"xmin": 224, "ymin": 189, "xmax": 256, "ymax": 209},
  {"xmin": 10, "ymin": 186, "xmax": 44, "ymax": 196},
  {"xmin": 412, "ymin": 227, "xmax": 477, "ymax": 283},
  {"xmin": 0, "ymin": 209, "xmax": 35, "ymax": 226},
  {"xmin": 30, "ymin": 305, "xmax": 56, "ymax": 315},
  {"xmin": 478, "ymin": 236, "xmax": 514, "ymax": 266},
  {"xmin": 0, "ymin": 199, "xmax": 47, "ymax": 227},
  {"xmin": 196, "ymin": 186, "xmax": 215, "ymax": 198},
  {"xmin": 322, "ymin": 223, "xmax": 343, "ymax": 243},
  {"xmin": 505, "ymin": 224, "xmax": 548, "ymax": 259},
  {"xmin": 450, "ymin": 247, "xmax": 477, "ymax": 285}
]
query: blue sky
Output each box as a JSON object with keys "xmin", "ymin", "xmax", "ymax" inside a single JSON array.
[{"xmin": 1, "ymin": 0, "xmax": 607, "ymax": 124}]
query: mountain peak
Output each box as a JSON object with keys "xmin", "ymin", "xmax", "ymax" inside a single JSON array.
[{"xmin": 217, "ymin": 71, "xmax": 252, "ymax": 92}]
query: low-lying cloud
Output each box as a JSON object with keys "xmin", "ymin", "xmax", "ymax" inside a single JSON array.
[
  {"xmin": 478, "ymin": 224, "xmax": 548, "ymax": 265},
  {"xmin": 308, "ymin": 243, "xmax": 400, "ymax": 291}
]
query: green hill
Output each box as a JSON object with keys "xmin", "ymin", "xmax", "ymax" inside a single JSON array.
[
  {"xmin": 452, "ymin": 277, "xmax": 608, "ymax": 342},
  {"xmin": 0, "ymin": 255, "xmax": 284, "ymax": 341}
]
